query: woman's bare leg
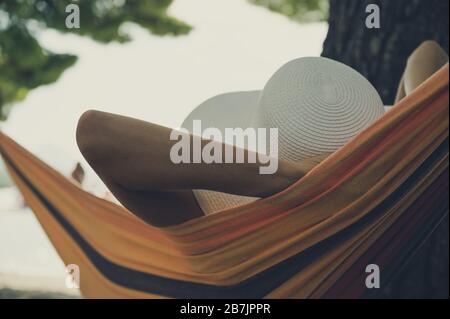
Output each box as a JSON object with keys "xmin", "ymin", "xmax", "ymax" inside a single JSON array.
[
  {"xmin": 396, "ymin": 40, "xmax": 449, "ymax": 103},
  {"xmin": 76, "ymin": 110, "xmax": 326, "ymax": 227}
]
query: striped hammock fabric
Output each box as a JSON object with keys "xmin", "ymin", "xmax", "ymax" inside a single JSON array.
[{"xmin": 0, "ymin": 65, "xmax": 448, "ymax": 299}]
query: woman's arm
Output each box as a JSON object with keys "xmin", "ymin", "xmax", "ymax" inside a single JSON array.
[{"xmin": 76, "ymin": 110, "xmax": 327, "ymax": 226}]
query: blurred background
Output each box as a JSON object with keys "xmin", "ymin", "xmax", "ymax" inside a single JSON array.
[{"xmin": 0, "ymin": 0, "xmax": 448, "ymax": 298}]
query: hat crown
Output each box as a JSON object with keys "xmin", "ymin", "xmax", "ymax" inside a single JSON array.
[{"xmin": 254, "ymin": 57, "xmax": 384, "ymax": 161}]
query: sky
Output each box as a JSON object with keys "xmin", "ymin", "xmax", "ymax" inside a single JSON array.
[{"xmin": 0, "ymin": 0, "xmax": 327, "ymax": 291}]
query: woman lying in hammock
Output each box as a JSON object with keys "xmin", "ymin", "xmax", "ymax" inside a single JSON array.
[{"xmin": 76, "ymin": 40, "xmax": 448, "ymax": 227}]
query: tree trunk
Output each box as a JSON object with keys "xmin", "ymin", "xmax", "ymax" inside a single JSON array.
[
  {"xmin": 322, "ymin": 0, "xmax": 449, "ymax": 104},
  {"xmin": 322, "ymin": 0, "xmax": 449, "ymax": 298}
]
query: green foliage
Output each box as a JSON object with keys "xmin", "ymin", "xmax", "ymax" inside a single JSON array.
[
  {"xmin": 249, "ymin": 0, "xmax": 329, "ymax": 23},
  {"xmin": 0, "ymin": 24, "xmax": 77, "ymax": 120},
  {"xmin": 0, "ymin": 0, "xmax": 191, "ymax": 119}
]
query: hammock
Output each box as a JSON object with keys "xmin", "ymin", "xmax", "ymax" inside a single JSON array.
[{"xmin": 0, "ymin": 65, "xmax": 448, "ymax": 299}]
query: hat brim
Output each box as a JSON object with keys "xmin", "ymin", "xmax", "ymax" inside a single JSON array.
[
  {"xmin": 181, "ymin": 91, "xmax": 261, "ymax": 133},
  {"xmin": 181, "ymin": 91, "xmax": 262, "ymax": 215}
]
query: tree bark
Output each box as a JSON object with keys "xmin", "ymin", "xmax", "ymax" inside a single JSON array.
[
  {"xmin": 322, "ymin": 0, "xmax": 449, "ymax": 298},
  {"xmin": 322, "ymin": 0, "xmax": 449, "ymax": 104}
]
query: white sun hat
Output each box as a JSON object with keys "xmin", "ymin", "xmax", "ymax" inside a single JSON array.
[{"xmin": 182, "ymin": 57, "xmax": 385, "ymax": 215}]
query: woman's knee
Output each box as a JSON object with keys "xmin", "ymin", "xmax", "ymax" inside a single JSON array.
[
  {"xmin": 76, "ymin": 110, "xmax": 107, "ymax": 160},
  {"xmin": 417, "ymin": 40, "xmax": 442, "ymax": 52},
  {"xmin": 408, "ymin": 40, "xmax": 448, "ymax": 66}
]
